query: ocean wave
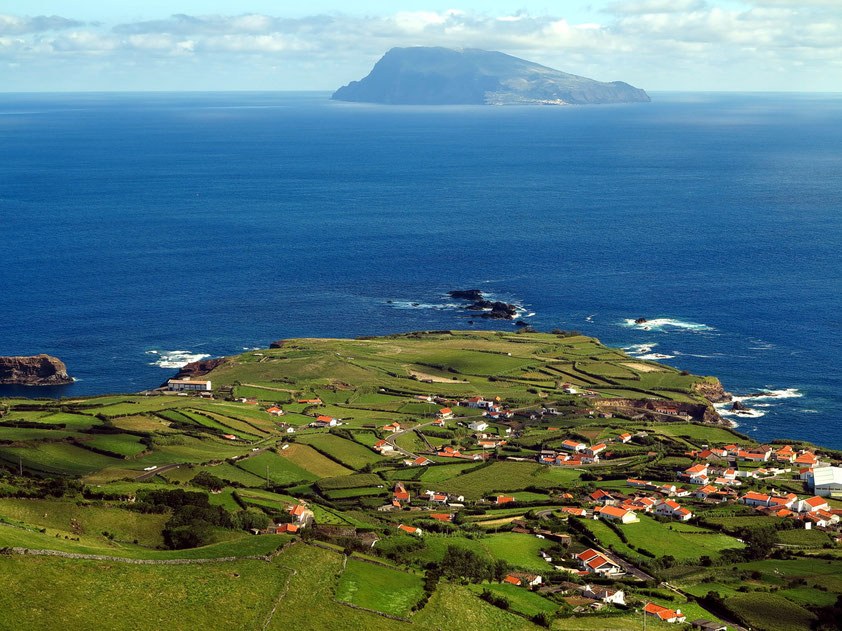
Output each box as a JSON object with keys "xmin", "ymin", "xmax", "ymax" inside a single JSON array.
[
  {"xmin": 800, "ymin": 409, "xmax": 820, "ymax": 414},
  {"xmin": 621, "ymin": 343, "xmax": 675, "ymax": 360},
  {"xmin": 146, "ymin": 350, "xmax": 211, "ymax": 369},
  {"xmin": 715, "ymin": 403, "xmax": 767, "ymax": 419},
  {"xmin": 622, "ymin": 318, "xmax": 713, "ymax": 332},
  {"xmin": 385, "ymin": 293, "xmax": 534, "ymax": 320},
  {"xmin": 386, "ymin": 300, "xmax": 462, "ymax": 311},
  {"xmin": 672, "ymin": 351, "xmax": 716, "ymax": 358}
]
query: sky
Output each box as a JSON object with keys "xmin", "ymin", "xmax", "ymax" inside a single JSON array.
[{"xmin": 1, "ymin": 0, "xmax": 840, "ymax": 92}]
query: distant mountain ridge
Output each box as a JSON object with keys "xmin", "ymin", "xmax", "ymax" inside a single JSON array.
[{"xmin": 332, "ymin": 47, "xmax": 650, "ymax": 106}]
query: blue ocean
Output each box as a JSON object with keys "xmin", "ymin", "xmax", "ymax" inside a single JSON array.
[{"xmin": 1, "ymin": 91, "xmax": 840, "ymax": 448}]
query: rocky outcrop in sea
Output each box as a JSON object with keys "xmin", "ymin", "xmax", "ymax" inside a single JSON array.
[{"xmin": 0, "ymin": 354, "xmax": 73, "ymax": 386}]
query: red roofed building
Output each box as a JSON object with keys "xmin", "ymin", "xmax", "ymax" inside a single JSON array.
[
  {"xmin": 595, "ymin": 505, "xmax": 638, "ymax": 523},
  {"xmin": 437, "ymin": 408, "xmax": 454, "ymax": 419},
  {"xmin": 430, "ymin": 513, "xmax": 453, "ymax": 522},
  {"xmin": 586, "ymin": 443, "xmax": 607, "ymax": 457},
  {"xmin": 644, "ymin": 603, "xmax": 685, "ymax": 623},
  {"xmin": 798, "ymin": 496, "xmax": 829, "ymax": 513},
  {"xmin": 739, "ymin": 491, "xmax": 771, "ymax": 507},
  {"xmin": 576, "ymin": 549, "xmax": 621, "ymax": 575},
  {"xmin": 496, "ymin": 495, "xmax": 515, "ymax": 505},
  {"xmin": 397, "ymin": 524, "xmax": 422, "ymax": 536},
  {"xmin": 560, "ymin": 440, "xmax": 586, "ymax": 452},
  {"xmin": 503, "ymin": 575, "xmax": 522, "ymax": 586}
]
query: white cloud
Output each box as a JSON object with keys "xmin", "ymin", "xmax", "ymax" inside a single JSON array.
[
  {"xmin": 606, "ymin": 0, "xmax": 709, "ymax": 15},
  {"xmin": 1, "ymin": 5, "xmax": 841, "ymax": 91},
  {"xmin": 0, "ymin": 13, "xmax": 83, "ymax": 34}
]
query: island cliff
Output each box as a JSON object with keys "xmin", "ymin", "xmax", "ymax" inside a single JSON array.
[
  {"xmin": 0, "ymin": 354, "xmax": 73, "ymax": 386},
  {"xmin": 332, "ymin": 47, "xmax": 650, "ymax": 106}
]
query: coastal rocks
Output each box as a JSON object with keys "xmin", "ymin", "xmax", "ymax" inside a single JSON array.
[
  {"xmin": 269, "ymin": 340, "xmax": 287, "ymax": 349},
  {"xmin": 171, "ymin": 357, "xmax": 226, "ymax": 380},
  {"xmin": 729, "ymin": 401, "xmax": 755, "ymax": 415},
  {"xmin": 447, "ymin": 289, "xmax": 483, "ymax": 301},
  {"xmin": 0, "ymin": 355, "xmax": 73, "ymax": 386},
  {"xmin": 448, "ymin": 290, "xmax": 520, "ymax": 320},
  {"xmin": 634, "ymin": 318, "xmax": 647, "ymax": 324},
  {"xmin": 693, "ymin": 379, "xmax": 733, "ymax": 404}
]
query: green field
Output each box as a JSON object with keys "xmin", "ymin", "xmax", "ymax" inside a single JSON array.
[
  {"xmin": 1, "ymin": 330, "xmax": 837, "ymax": 631},
  {"xmin": 336, "ymin": 558, "xmax": 424, "ymax": 617},
  {"xmin": 235, "ymin": 450, "xmax": 318, "ymax": 485},
  {"xmin": 0, "ymin": 555, "xmax": 286, "ymax": 630},
  {"xmin": 581, "ymin": 514, "xmax": 745, "ymax": 561},
  {"xmin": 725, "ymin": 593, "xmax": 816, "ymax": 631},
  {"xmin": 470, "ymin": 582, "xmax": 558, "ymax": 618},
  {"xmin": 295, "ymin": 433, "xmax": 382, "ymax": 469}
]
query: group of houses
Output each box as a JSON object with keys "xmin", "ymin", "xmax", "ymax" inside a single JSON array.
[
  {"xmin": 738, "ymin": 491, "xmax": 841, "ymax": 527},
  {"xmin": 688, "ymin": 443, "xmax": 822, "ymax": 467},
  {"xmin": 588, "ymin": 488, "xmax": 694, "ymax": 522},
  {"xmin": 537, "ymin": 441, "xmax": 609, "ymax": 466}
]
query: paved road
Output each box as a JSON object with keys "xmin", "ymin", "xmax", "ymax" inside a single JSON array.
[{"xmin": 134, "ymin": 463, "xmax": 182, "ymax": 481}]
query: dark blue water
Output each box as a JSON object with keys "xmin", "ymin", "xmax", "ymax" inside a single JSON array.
[{"xmin": 1, "ymin": 91, "xmax": 840, "ymax": 447}]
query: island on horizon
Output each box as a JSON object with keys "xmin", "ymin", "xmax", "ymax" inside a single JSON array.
[{"xmin": 331, "ymin": 46, "xmax": 651, "ymax": 106}]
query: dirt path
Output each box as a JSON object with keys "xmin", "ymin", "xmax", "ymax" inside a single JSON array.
[{"xmin": 406, "ymin": 369, "xmax": 468, "ymax": 383}]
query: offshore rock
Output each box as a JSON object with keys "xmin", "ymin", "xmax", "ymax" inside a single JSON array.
[{"xmin": 0, "ymin": 354, "xmax": 73, "ymax": 386}]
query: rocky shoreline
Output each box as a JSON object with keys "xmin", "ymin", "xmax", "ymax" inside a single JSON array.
[{"xmin": 0, "ymin": 355, "xmax": 73, "ymax": 386}]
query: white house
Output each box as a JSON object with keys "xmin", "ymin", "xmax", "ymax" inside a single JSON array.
[
  {"xmin": 739, "ymin": 491, "xmax": 771, "ymax": 507},
  {"xmin": 468, "ymin": 420, "xmax": 488, "ymax": 432},
  {"xmin": 595, "ymin": 505, "xmax": 638, "ymax": 523},
  {"xmin": 797, "ymin": 496, "xmax": 829, "ymax": 513},
  {"xmin": 577, "ymin": 549, "xmax": 622, "ymax": 575},
  {"xmin": 654, "ymin": 500, "xmax": 693, "ymax": 521},
  {"xmin": 645, "ymin": 603, "xmax": 686, "ymax": 624},
  {"xmin": 581, "ymin": 585, "xmax": 625, "ymax": 605},
  {"xmin": 560, "ymin": 440, "xmax": 587, "ymax": 452},
  {"xmin": 587, "ymin": 443, "xmax": 607, "ymax": 457}
]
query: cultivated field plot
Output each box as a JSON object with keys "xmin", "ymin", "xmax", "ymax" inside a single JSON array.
[
  {"xmin": 235, "ymin": 449, "xmax": 318, "ymax": 485},
  {"xmin": 0, "ymin": 498, "xmax": 170, "ymax": 547},
  {"xmin": 294, "ymin": 433, "xmax": 382, "ymax": 469},
  {"xmin": 0, "ymin": 556, "xmax": 287, "ymax": 631},
  {"xmin": 469, "ymin": 583, "xmax": 558, "ymax": 618},
  {"xmin": 581, "ymin": 514, "xmax": 745, "ymax": 561},
  {"xmin": 335, "ymin": 558, "xmax": 424, "ymax": 617}
]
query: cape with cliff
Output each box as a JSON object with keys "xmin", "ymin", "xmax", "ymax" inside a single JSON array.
[
  {"xmin": 170, "ymin": 329, "xmax": 734, "ymax": 427},
  {"xmin": 332, "ymin": 46, "xmax": 650, "ymax": 106},
  {"xmin": 2, "ymin": 329, "xmax": 840, "ymax": 631}
]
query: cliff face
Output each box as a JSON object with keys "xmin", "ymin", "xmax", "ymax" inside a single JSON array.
[
  {"xmin": 0, "ymin": 355, "xmax": 73, "ymax": 386},
  {"xmin": 171, "ymin": 357, "xmax": 226, "ymax": 380},
  {"xmin": 693, "ymin": 379, "xmax": 732, "ymax": 403},
  {"xmin": 593, "ymin": 397, "xmax": 733, "ymax": 426},
  {"xmin": 332, "ymin": 47, "xmax": 650, "ymax": 106}
]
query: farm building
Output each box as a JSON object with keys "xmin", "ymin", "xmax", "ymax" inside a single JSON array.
[
  {"xmin": 812, "ymin": 467, "xmax": 842, "ymax": 498},
  {"xmin": 167, "ymin": 379, "xmax": 212, "ymax": 392}
]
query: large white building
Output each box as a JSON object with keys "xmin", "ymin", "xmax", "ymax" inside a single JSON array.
[
  {"xmin": 812, "ymin": 467, "xmax": 842, "ymax": 498},
  {"xmin": 167, "ymin": 379, "xmax": 212, "ymax": 392}
]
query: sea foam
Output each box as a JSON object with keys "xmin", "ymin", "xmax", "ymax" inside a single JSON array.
[
  {"xmin": 622, "ymin": 318, "xmax": 712, "ymax": 332},
  {"xmin": 146, "ymin": 350, "xmax": 211, "ymax": 369}
]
